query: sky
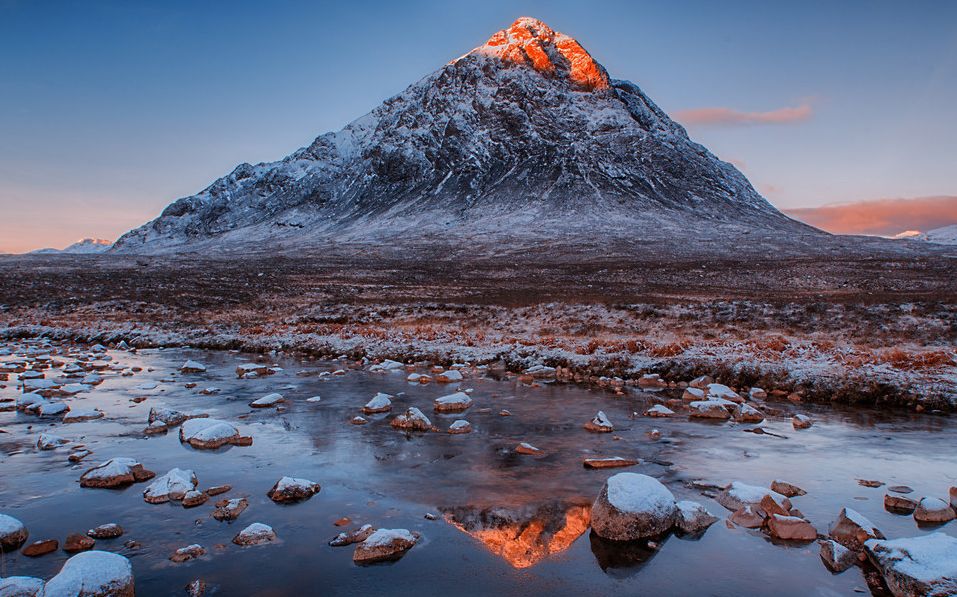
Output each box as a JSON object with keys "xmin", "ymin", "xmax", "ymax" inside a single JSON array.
[{"xmin": 1, "ymin": 0, "xmax": 956, "ymax": 252}]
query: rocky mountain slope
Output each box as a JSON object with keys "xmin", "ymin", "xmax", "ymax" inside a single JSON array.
[{"xmin": 113, "ymin": 17, "xmax": 818, "ymax": 254}]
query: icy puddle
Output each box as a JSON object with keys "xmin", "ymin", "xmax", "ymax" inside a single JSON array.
[{"xmin": 1, "ymin": 341, "xmax": 955, "ymax": 595}]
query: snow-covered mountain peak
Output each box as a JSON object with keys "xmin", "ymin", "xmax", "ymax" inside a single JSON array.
[{"xmin": 460, "ymin": 17, "xmax": 610, "ymax": 92}]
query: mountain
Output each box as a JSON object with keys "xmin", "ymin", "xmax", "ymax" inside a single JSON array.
[
  {"xmin": 113, "ymin": 17, "xmax": 818, "ymax": 254},
  {"xmin": 915, "ymin": 224, "xmax": 957, "ymax": 245},
  {"xmin": 31, "ymin": 238, "xmax": 113, "ymax": 255}
]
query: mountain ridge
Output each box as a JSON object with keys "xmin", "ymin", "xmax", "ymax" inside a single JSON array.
[{"xmin": 113, "ymin": 17, "xmax": 818, "ymax": 254}]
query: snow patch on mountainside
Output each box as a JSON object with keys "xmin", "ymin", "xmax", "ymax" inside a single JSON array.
[{"xmin": 32, "ymin": 238, "xmax": 113, "ymax": 254}]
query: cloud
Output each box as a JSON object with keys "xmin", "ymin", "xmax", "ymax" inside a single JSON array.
[
  {"xmin": 783, "ymin": 195, "xmax": 957, "ymax": 236},
  {"xmin": 674, "ymin": 104, "xmax": 812, "ymax": 126}
]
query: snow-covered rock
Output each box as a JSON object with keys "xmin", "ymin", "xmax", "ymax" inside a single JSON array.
[
  {"xmin": 688, "ymin": 400, "xmax": 731, "ymax": 420},
  {"xmin": 236, "ymin": 363, "xmax": 271, "ymax": 378},
  {"xmin": 591, "ymin": 472, "xmax": 677, "ymax": 541},
  {"xmin": 735, "ymin": 403, "xmax": 765, "ymax": 423},
  {"xmin": 391, "ymin": 407, "xmax": 432, "ymax": 431},
  {"xmin": 180, "ymin": 360, "xmax": 207, "ymax": 373},
  {"xmin": 329, "ymin": 524, "xmax": 375, "ymax": 547},
  {"xmin": 148, "ymin": 407, "xmax": 206, "ymax": 427},
  {"xmin": 434, "ymin": 369, "xmax": 463, "ymax": 383},
  {"xmin": 169, "ymin": 544, "xmax": 206, "ymax": 563},
  {"xmin": 213, "ymin": 497, "xmax": 248, "ymax": 521},
  {"xmin": 674, "ymin": 500, "xmax": 718, "ymax": 535},
  {"xmin": 516, "ymin": 442, "xmax": 542, "ymax": 455},
  {"xmin": 63, "ymin": 408, "xmax": 104, "ymax": 423},
  {"xmin": 369, "ymin": 360, "xmax": 404, "ymax": 372},
  {"xmin": 179, "ymin": 418, "xmax": 242, "ymax": 449},
  {"xmin": 250, "ymin": 392, "xmax": 284, "ymax": 408},
  {"xmin": 584, "ymin": 410, "xmax": 613, "ymax": 432},
  {"xmin": 716, "ymin": 482, "xmax": 791, "ymax": 512},
  {"xmin": 0, "ymin": 514, "xmax": 28, "ymax": 552},
  {"xmin": 362, "ymin": 393, "xmax": 393, "ymax": 414},
  {"xmin": 36, "ymin": 433, "xmax": 68, "ymax": 450},
  {"xmin": 792, "ymin": 414, "xmax": 813, "ymax": 429},
  {"xmin": 87, "ymin": 524, "xmax": 123, "ymax": 539},
  {"xmin": 353, "ymin": 529, "xmax": 418, "ymax": 564},
  {"xmin": 43, "ymin": 550, "xmax": 134, "ymax": 596},
  {"xmin": 448, "ymin": 419, "xmax": 472, "ymax": 434},
  {"xmin": 433, "ymin": 391, "xmax": 472, "ymax": 412},
  {"xmin": 0, "ymin": 576, "xmax": 44, "ymax": 595},
  {"xmin": 143, "ymin": 468, "xmax": 198, "ymax": 504},
  {"xmin": 913, "ymin": 497, "xmax": 956, "ymax": 524},
  {"xmin": 865, "ymin": 532, "xmax": 957, "ymax": 597},
  {"xmin": 829, "ymin": 507, "xmax": 884, "ymax": 550},
  {"xmin": 267, "ymin": 476, "xmax": 321, "ymax": 503},
  {"xmin": 644, "ymin": 404, "xmax": 674, "ymax": 417},
  {"xmin": 819, "ymin": 539, "xmax": 857, "ymax": 573},
  {"xmin": 232, "ymin": 523, "xmax": 277, "ymax": 546},
  {"xmin": 80, "ymin": 458, "xmax": 155, "ymax": 488},
  {"xmin": 707, "ymin": 383, "xmax": 743, "ymax": 403}
]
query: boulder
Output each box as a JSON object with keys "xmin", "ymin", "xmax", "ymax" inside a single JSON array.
[
  {"xmin": 63, "ymin": 533, "xmax": 96, "ymax": 553},
  {"xmin": 63, "ymin": 408, "xmax": 104, "ymax": 423},
  {"xmin": 0, "ymin": 576, "xmax": 44, "ymax": 596},
  {"xmin": 38, "ymin": 402, "xmax": 69, "ymax": 417},
  {"xmin": 515, "ymin": 442, "xmax": 542, "ymax": 455},
  {"xmin": 143, "ymin": 468, "xmax": 198, "ymax": 504},
  {"xmin": 182, "ymin": 490, "xmax": 209, "ymax": 508},
  {"xmin": 180, "ymin": 360, "xmax": 207, "ymax": 373},
  {"xmin": 22, "ymin": 539, "xmax": 58, "ymax": 557},
  {"xmin": 362, "ymin": 393, "xmax": 393, "ymax": 414},
  {"xmin": 749, "ymin": 387, "xmax": 768, "ymax": 400},
  {"xmin": 681, "ymin": 387, "xmax": 705, "ymax": 401},
  {"xmin": 213, "ymin": 498, "xmax": 248, "ymax": 521},
  {"xmin": 951, "ymin": 486, "xmax": 957, "ymax": 510},
  {"xmin": 590, "ymin": 472, "xmax": 677, "ymax": 541},
  {"xmin": 435, "ymin": 369, "xmax": 463, "ymax": 383},
  {"xmin": 448, "ymin": 420, "xmax": 472, "ymax": 434},
  {"xmin": 885, "ymin": 494, "xmax": 919, "ymax": 514},
  {"xmin": 707, "ymin": 384, "xmax": 743, "ymax": 403},
  {"xmin": 433, "ymin": 391, "xmax": 473, "ymax": 413},
  {"xmin": 148, "ymin": 407, "xmax": 206, "ymax": 427},
  {"xmin": 250, "ymin": 393, "xmax": 284, "ymax": 408},
  {"xmin": 584, "ymin": 411, "xmax": 614, "ymax": 433},
  {"xmin": 767, "ymin": 514, "xmax": 817, "ymax": 541},
  {"xmin": 87, "ymin": 524, "xmax": 123, "ymax": 539},
  {"xmin": 914, "ymin": 497, "xmax": 956, "ymax": 524},
  {"xmin": 638, "ymin": 374, "xmax": 668, "ymax": 389},
  {"xmin": 819, "ymin": 538, "xmax": 858, "ymax": 573},
  {"xmin": 170, "ymin": 544, "xmax": 206, "ymax": 563},
  {"xmin": 688, "ymin": 401, "xmax": 731, "ymax": 420},
  {"xmin": 716, "ymin": 482, "xmax": 791, "ymax": 512},
  {"xmin": 37, "ymin": 433, "xmax": 68, "ymax": 450},
  {"xmin": 0, "ymin": 514, "xmax": 28, "ymax": 552},
  {"xmin": 792, "ymin": 414, "xmax": 813, "ymax": 429},
  {"xmin": 735, "ymin": 404, "xmax": 765, "ymax": 423},
  {"xmin": 390, "ymin": 407, "xmax": 432, "ymax": 431},
  {"xmin": 236, "ymin": 363, "xmax": 271, "ymax": 378},
  {"xmin": 267, "ymin": 477, "xmax": 321, "ymax": 503},
  {"xmin": 689, "ymin": 375, "xmax": 713, "ymax": 390},
  {"xmin": 675, "ymin": 500, "xmax": 718, "ymax": 535},
  {"xmin": 80, "ymin": 458, "xmax": 155, "ymax": 488},
  {"xmin": 42, "ymin": 551, "xmax": 134, "ymax": 596},
  {"xmin": 329, "ymin": 524, "xmax": 375, "ymax": 547},
  {"xmin": 644, "ymin": 405, "xmax": 674, "ymax": 418},
  {"xmin": 759, "ymin": 493, "xmax": 792, "ymax": 517},
  {"xmin": 353, "ymin": 529, "xmax": 418, "ymax": 564},
  {"xmin": 583, "ymin": 457, "xmax": 639, "ymax": 469},
  {"xmin": 369, "ymin": 360, "xmax": 404, "ymax": 372},
  {"xmin": 829, "ymin": 507, "xmax": 884, "ymax": 550},
  {"xmin": 729, "ymin": 505, "xmax": 766, "ymax": 528},
  {"xmin": 232, "ymin": 523, "xmax": 277, "ymax": 546},
  {"xmin": 179, "ymin": 418, "xmax": 243, "ymax": 449},
  {"xmin": 770, "ymin": 480, "xmax": 806, "ymax": 498},
  {"xmin": 865, "ymin": 532, "xmax": 957, "ymax": 597}
]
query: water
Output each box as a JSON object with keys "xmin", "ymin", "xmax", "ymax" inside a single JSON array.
[{"xmin": 1, "ymin": 344, "xmax": 955, "ymax": 595}]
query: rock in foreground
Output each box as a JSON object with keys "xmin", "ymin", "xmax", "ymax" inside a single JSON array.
[
  {"xmin": 80, "ymin": 458, "xmax": 155, "ymax": 488},
  {"xmin": 267, "ymin": 477, "xmax": 321, "ymax": 503},
  {"xmin": 43, "ymin": 550, "xmax": 134, "ymax": 596},
  {"xmin": 233, "ymin": 523, "xmax": 277, "ymax": 546},
  {"xmin": 0, "ymin": 513, "xmax": 28, "ymax": 552},
  {"xmin": 865, "ymin": 532, "xmax": 957, "ymax": 597},
  {"xmin": 591, "ymin": 473, "xmax": 676, "ymax": 541}
]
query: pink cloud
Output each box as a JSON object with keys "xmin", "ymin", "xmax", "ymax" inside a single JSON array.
[
  {"xmin": 784, "ymin": 195, "xmax": 957, "ymax": 236},
  {"xmin": 675, "ymin": 104, "xmax": 813, "ymax": 126}
]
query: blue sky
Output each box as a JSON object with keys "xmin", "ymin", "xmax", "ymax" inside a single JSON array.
[{"xmin": 2, "ymin": 0, "xmax": 955, "ymax": 251}]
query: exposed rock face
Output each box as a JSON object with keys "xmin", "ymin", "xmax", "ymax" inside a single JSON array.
[
  {"xmin": 43, "ymin": 551, "xmax": 134, "ymax": 596},
  {"xmin": 111, "ymin": 17, "xmax": 813, "ymax": 255},
  {"xmin": 267, "ymin": 476, "xmax": 321, "ymax": 503},
  {"xmin": 590, "ymin": 473, "xmax": 676, "ymax": 541},
  {"xmin": 865, "ymin": 533, "xmax": 957, "ymax": 597},
  {"xmin": 353, "ymin": 529, "xmax": 418, "ymax": 564},
  {"xmin": 79, "ymin": 458, "xmax": 155, "ymax": 488}
]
